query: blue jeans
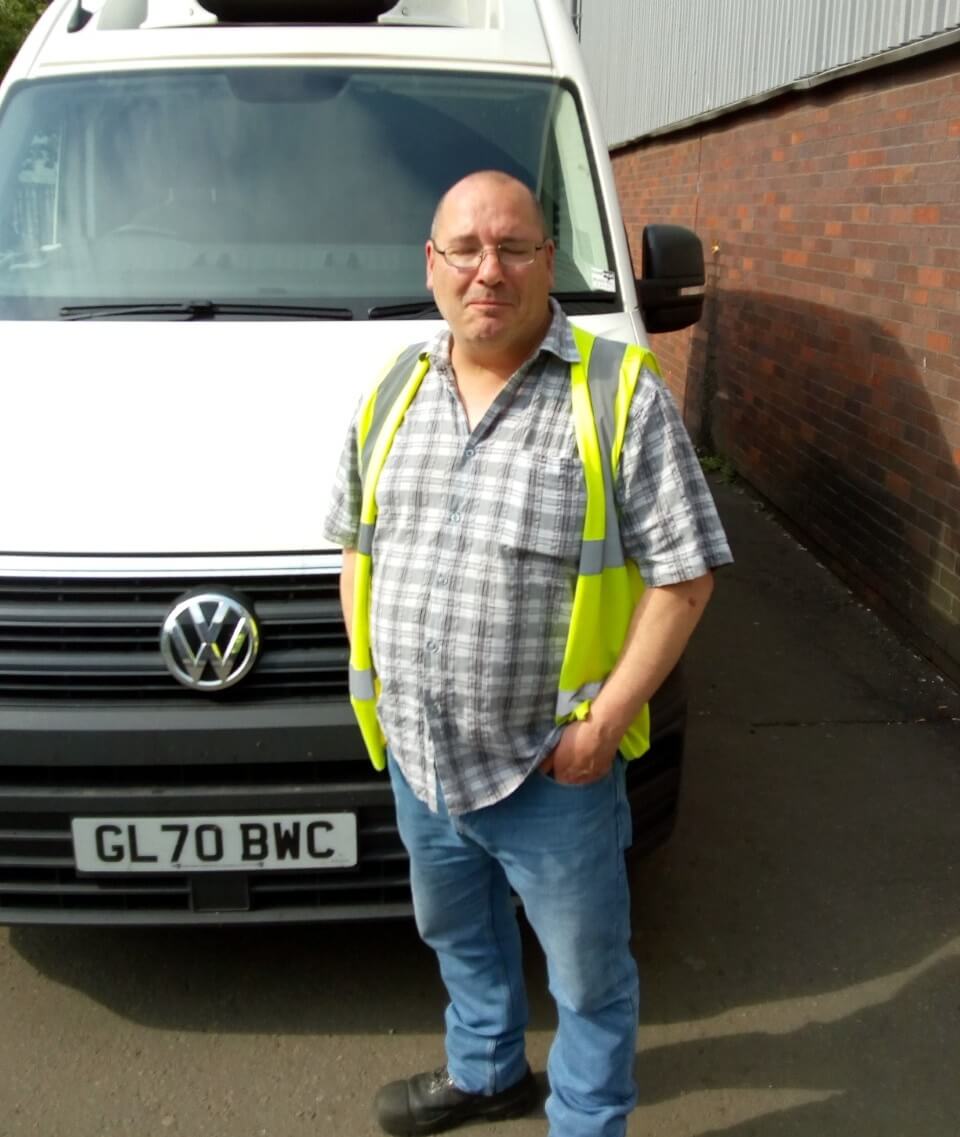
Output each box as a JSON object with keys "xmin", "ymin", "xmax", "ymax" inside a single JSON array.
[{"xmin": 388, "ymin": 755, "xmax": 639, "ymax": 1137}]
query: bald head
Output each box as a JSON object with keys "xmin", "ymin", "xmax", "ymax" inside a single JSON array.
[
  {"xmin": 424, "ymin": 168, "xmax": 555, "ymax": 373},
  {"xmin": 430, "ymin": 171, "xmax": 547, "ymax": 243}
]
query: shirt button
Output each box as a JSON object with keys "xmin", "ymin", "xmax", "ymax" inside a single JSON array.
[
  {"xmin": 426, "ymin": 640, "xmax": 440, "ymax": 654},
  {"xmin": 450, "ymin": 511, "xmax": 461, "ymax": 523},
  {"xmin": 437, "ymin": 574, "xmax": 448, "ymax": 585},
  {"xmin": 464, "ymin": 447, "xmax": 475, "ymax": 458}
]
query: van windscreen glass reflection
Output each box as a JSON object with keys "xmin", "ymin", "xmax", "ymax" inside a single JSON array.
[{"xmin": 0, "ymin": 69, "xmax": 615, "ymax": 320}]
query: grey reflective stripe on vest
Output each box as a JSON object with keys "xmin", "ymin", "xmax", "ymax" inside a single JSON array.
[
  {"xmin": 585, "ymin": 336, "xmax": 628, "ymax": 571},
  {"xmin": 556, "ymin": 680, "xmax": 603, "ymax": 717},
  {"xmin": 357, "ymin": 522, "xmax": 375, "ymax": 556},
  {"xmin": 578, "ymin": 538, "xmax": 605, "ymax": 576},
  {"xmin": 349, "ymin": 665, "xmax": 376, "ymax": 701},
  {"xmin": 358, "ymin": 343, "xmax": 426, "ymax": 481}
]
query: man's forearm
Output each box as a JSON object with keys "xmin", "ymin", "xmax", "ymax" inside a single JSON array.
[
  {"xmin": 590, "ymin": 572, "xmax": 715, "ymax": 746},
  {"xmin": 339, "ymin": 548, "xmax": 357, "ymax": 645},
  {"xmin": 544, "ymin": 571, "xmax": 715, "ymax": 782}
]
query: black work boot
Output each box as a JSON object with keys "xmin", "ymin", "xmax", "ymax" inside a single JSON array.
[{"xmin": 374, "ymin": 1064, "xmax": 538, "ymax": 1136}]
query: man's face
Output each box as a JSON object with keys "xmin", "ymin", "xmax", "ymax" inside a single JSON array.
[{"xmin": 425, "ymin": 176, "xmax": 555, "ymax": 358}]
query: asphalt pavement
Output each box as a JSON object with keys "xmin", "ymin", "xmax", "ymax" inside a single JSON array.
[
  {"xmin": 622, "ymin": 477, "xmax": 960, "ymax": 1136},
  {"xmin": 2, "ymin": 476, "xmax": 959, "ymax": 1137}
]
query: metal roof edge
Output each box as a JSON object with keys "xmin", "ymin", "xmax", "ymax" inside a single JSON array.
[{"xmin": 610, "ymin": 25, "xmax": 960, "ymax": 152}]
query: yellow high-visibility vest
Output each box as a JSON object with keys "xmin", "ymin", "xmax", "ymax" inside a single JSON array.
[{"xmin": 348, "ymin": 326, "xmax": 661, "ymax": 771}]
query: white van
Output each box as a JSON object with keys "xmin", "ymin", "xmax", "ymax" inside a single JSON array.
[{"xmin": 0, "ymin": 0, "xmax": 704, "ymax": 925}]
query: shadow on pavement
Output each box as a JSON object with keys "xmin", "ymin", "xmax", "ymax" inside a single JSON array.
[
  {"xmin": 10, "ymin": 918, "xmax": 448, "ymax": 1036},
  {"xmin": 623, "ymin": 480, "xmax": 960, "ymax": 1135}
]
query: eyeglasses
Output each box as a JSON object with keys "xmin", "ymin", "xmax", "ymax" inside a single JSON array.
[{"xmin": 433, "ymin": 241, "xmax": 547, "ymax": 270}]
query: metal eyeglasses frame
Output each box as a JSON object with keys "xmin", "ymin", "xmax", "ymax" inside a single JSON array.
[{"xmin": 432, "ymin": 242, "xmax": 548, "ymax": 270}]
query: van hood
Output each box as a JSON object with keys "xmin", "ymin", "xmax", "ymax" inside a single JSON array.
[
  {"xmin": 1, "ymin": 320, "xmax": 434, "ymax": 555},
  {"xmin": 1, "ymin": 313, "xmax": 634, "ymax": 555}
]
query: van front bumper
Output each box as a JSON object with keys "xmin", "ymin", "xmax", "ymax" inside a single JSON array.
[{"xmin": 0, "ymin": 700, "xmax": 410, "ymax": 925}]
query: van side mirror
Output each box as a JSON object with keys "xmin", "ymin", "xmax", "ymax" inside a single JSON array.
[{"xmin": 636, "ymin": 224, "xmax": 705, "ymax": 333}]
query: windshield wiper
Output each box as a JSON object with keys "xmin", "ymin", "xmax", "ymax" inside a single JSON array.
[
  {"xmin": 552, "ymin": 291, "xmax": 618, "ymax": 305},
  {"xmin": 367, "ymin": 301, "xmax": 439, "ymax": 319},
  {"xmin": 59, "ymin": 301, "xmax": 354, "ymax": 320}
]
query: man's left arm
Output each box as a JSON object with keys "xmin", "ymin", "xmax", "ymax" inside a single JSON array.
[
  {"xmin": 544, "ymin": 362, "xmax": 731, "ymax": 784},
  {"xmin": 542, "ymin": 572, "xmax": 713, "ymax": 783}
]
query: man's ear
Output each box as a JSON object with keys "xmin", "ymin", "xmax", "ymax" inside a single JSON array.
[
  {"xmin": 544, "ymin": 239, "xmax": 556, "ymax": 288},
  {"xmin": 425, "ymin": 240, "xmax": 436, "ymax": 290}
]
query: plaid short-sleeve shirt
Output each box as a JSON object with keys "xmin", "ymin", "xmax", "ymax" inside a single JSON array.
[{"xmin": 323, "ymin": 301, "xmax": 732, "ymax": 814}]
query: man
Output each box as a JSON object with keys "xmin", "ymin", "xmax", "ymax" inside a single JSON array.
[{"xmin": 324, "ymin": 170, "xmax": 732, "ymax": 1137}]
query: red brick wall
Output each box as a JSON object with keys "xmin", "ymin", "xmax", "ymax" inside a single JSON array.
[{"xmin": 614, "ymin": 48, "xmax": 960, "ymax": 679}]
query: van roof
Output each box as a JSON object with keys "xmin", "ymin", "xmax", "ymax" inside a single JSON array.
[{"xmin": 13, "ymin": 0, "xmax": 578, "ymax": 78}]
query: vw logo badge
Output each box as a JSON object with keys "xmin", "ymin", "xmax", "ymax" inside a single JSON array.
[{"xmin": 160, "ymin": 590, "xmax": 260, "ymax": 691}]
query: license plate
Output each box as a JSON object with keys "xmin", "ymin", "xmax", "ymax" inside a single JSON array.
[{"xmin": 71, "ymin": 813, "xmax": 357, "ymax": 873}]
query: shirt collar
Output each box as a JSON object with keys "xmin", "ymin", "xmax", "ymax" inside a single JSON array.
[{"xmin": 424, "ymin": 297, "xmax": 580, "ymax": 372}]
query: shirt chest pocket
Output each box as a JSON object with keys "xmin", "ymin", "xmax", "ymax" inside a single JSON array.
[{"xmin": 497, "ymin": 453, "xmax": 586, "ymax": 565}]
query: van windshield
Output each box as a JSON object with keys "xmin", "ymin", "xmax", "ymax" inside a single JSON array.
[{"xmin": 0, "ymin": 68, "xmax": 617, "ymax": 320}]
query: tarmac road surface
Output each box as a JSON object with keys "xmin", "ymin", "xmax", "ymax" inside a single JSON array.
[{"xmin": 2, "ymin": 478, "xmax": 959, "ymax": 1137}]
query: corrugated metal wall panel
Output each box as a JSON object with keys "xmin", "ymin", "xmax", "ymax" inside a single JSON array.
[{"xmin": 579, "ymin": 0, "xmax": 960, "ymax": 146}]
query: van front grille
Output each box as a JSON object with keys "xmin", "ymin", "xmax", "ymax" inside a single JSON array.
[{"xmin": 0, "ymin": 574, "xmax": 348, "ymax": 701}]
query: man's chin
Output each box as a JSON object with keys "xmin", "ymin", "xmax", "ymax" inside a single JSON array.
[{"xmin": 463, "ymin": 316, "xmax": 511, "ymax": 342}]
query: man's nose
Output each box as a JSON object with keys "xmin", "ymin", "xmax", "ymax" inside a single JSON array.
[{"xmin": 475, "ymin": 247, "xmax": 505, "ymax": 284}]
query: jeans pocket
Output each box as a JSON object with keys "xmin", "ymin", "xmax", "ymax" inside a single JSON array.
[{"xmin": 536, "ymin": 767, "xmax": 614, "ymax": 792}]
